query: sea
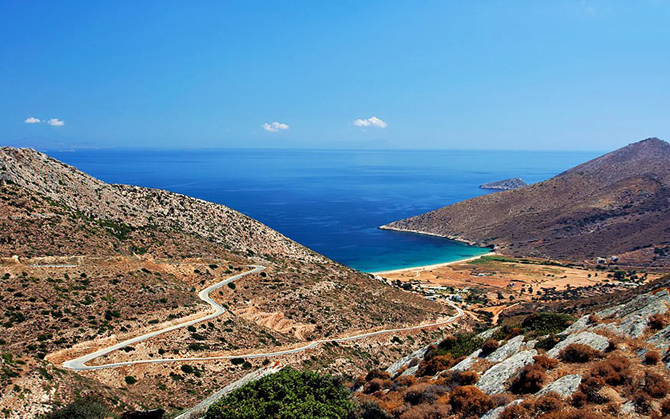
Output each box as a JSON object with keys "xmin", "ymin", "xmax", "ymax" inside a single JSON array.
[{"xmin": 49, "ymin": 148, "xmax": 599, "ymax": 273}]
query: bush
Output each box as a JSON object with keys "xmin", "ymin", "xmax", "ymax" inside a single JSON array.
[
  {"xmin": 587, "ymin": 356, "xmax": 630, "ymax": 386},
  {"xmin": 391, "ymin": 375, "xmax": 416, "ymax": 390},
  {"xmin": 449, "ymin": 386, "xmax": 493, "ymax": 417},
  {"xmin": 402, "ymin": 383, "xmax": 446, "ymax": 405},
  {"xmin": 364, "ymin": 378, "xmax": 392, "ymax": 394},
  {"xmin": 648, "ymin": 313, "xmax": 669, "ymax": 330},
  {"xmin": 366, "ymin": 369, "xmax": 391, "ymax": 381},
  {"xmin": 510, "ymin": 364, "xmax": 547, "ymax": 394},
  {"xmin": 416, "ymin": 354, "xmax": 457, "ymax": 377},
  {"xmin": 533, "ymin": 355, "xmax": 558, "ymax": 370},
  {"xmin": 577, "ymin": 376, "xmax": 607, "ymax": 404},
  {"xmin": 640, "ymin": 371, "xmax": 670, "ymax": 398},
  {"xmin": 661, "ymin": 398, "xmax": 670, "ymax": 416},
  {"xmin": 205, "ymin": 368, "xmax": 353, "ymax": 419},
  {"xmin": 571, "ymin": 391, "xmax": 587, "ymax": 408},
  {"xmin": 398, "ymin": 403, "xmax": 451, "ymax": 419},
  {"xmin": 457, "ymin": 371, "xmax": 479, "ymax": 386},
  {"xmin": 436, "ymin": 333, "xmax": 483, "ymax": 359},
  {"xmin": 124, "ymin": 375, "xmax": 137, "ymax": 385},
  {"xmin": 45, "ymin": 397, "xmax": 110, "ymax": 419},
  {"xmin": 558, "ymin": 344, "xmax": 603, "ymax": 363},
  {"xmin": 479, "ymin": 339, "xmax": 499, "ymax": 357},
  {"xmin": 644, "ymin": 350, "xmax": 661, "ymax": 365},
  {"xmin": 351, "ymin": 400, "xmax": 390, "ymax": 419},
  {"xmin": 521, "ymin": 312, "xmax": 575, "ymax": 336}
]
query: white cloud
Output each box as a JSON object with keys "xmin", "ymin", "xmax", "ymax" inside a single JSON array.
[
  {"xmin": 24, "ymin": 117, "xmax": 41, "ymax": 124},
  {"xmin": 263, "ymin": 121, "xmax": 289, "ymax": 132},
  {"xmin": 352, "ymin": 116, "xmax": 387, "ymax": 128},
  {"xmin": 47, "ymin": 118, "xmax": 65, "ymax": 126}
]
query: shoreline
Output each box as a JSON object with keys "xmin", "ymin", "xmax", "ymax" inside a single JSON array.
[
  {"xmin": 371, "ymin": 252, "xmax": 493, "ymax": 275},
  {"xmin": 378, "ymin": 225, "xmax": 480, "ymax": 247}
]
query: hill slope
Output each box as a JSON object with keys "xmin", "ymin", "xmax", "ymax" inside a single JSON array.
[
  {"xmin": 382, "ymin": 138, "xmax": 670, "ymax": 266},
  {"xmin": 0, "ymin": 147, "xmax": 453, "ymax": 417}
]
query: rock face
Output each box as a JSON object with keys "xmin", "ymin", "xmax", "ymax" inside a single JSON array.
[
  {"xmin": 486, "ymin": 335, "xmax": 525, "ymax": 362},
  {"xmin": 476, "ymin": 350, "xmax": 537, "ymax": 394},
  {"xmin": 536, "ymin": 374, "xmax": 582, "ymax": 398},
  {"xmin": 480, "ymin": 178, "xmax": 527, "ymax": 190},
  {"xmin": 547, "ymin": 332, "xmax": 610, "ymax": 358},
  {"xmin": 380, "ymin": 138, "xmax": 670, "ymax": 265},
  {"xmin": 450, "ymin": 349, "xmax": 483, "ymax": 373},
  {"xmin": 386, "ymin": 346, "xmax": 429, "ymax": 376},
  {"xmin": 597, "ymin": 290, "xmax": 670, "ymax": 319}
]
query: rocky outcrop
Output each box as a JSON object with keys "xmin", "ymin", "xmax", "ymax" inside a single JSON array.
[
  {"xmin": 386, "ymin": 346, "xmax": 429, "ymax": 376},
  {"xmin": 597, "ymin": 290, "xmax": 670, "ymax": 319},
  {"xmin": 477, "ymin": 350, "xmax": 537, "ymax": 394},
  {"xmin": 486, "ymin": 335, "xmax": 525, "ymax": 362},
  {"xmin": 648, "ymin": 325, "xmax": 670, "ymax": 351},
  {"xmin": 450, "ymin": 349, "xmax": 482, "ymax": 373},
  {"xmin": 547, "ymin": 332, "xmax": 610, "ymax": 358},
  {"xmin": 536, "ymin": 374, "xmax": 582, "ymax": 398}
]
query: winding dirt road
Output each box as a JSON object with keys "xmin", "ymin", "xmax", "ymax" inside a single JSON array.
[{"xmin": 62, "ymin": 264, "xmax": 464, "ymax": 371}]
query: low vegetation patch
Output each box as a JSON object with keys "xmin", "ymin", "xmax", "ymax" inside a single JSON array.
[
  {"xmin": 558, "ymin": 344, "xmax": 603, "ymax": 363},
  {"xmin": 45, "ymin": 397, "xmax": 110, "ymax": 419},
  {"xmin": 205, "ymin": 368, "xmax": 353, "ymax": 419}
]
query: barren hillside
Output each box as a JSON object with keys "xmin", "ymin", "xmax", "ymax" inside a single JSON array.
[
  {"xmin": 382, "ymin": 138, "xmax": 670, "ymax": 266},
  {"xmin": 0, "ymin": 147, "xmax": 454, "ymax": 417}
]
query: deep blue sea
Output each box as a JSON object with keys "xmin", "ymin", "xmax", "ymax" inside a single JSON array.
[{"xmin": 49, "ymin": 149, "xmax": 598, "ymax": 272}]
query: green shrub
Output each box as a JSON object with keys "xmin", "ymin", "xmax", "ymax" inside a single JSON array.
[
  {"xmin": 44, "ymin": 397, "xmax": 110, "ymax": 419},
  {"xmin": 435, "ymin": 333, "xmax": 483, "ymax": 359},
  {"xmin": 124, "ymin": 375, "xmax": 137, "ymax": 385},
  {"xmin": 521, "ymin": 312, "xmax": 575, "ymax": 337},
  {"xmin": 205, "ymin": 368, "xmax": 353, "ymax": 419}
]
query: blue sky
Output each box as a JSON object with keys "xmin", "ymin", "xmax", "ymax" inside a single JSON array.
[{"xmin": 1, "ymin": 1, "xmax": 669, "ymax": 151}]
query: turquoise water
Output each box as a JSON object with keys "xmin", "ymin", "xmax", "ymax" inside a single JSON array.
[{"xmin": 49, "ymin": 149, "xmax": 598, "ymax": 272}]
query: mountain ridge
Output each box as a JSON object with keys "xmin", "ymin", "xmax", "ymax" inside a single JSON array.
[{"xmin": 382, "ymin": 138, "xmax": 670, "ymax": 265}]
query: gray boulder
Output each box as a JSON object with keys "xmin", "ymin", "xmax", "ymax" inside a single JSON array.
[
  {"xmin": 450, "ymin": 349, "xmax": 482, "ymax": 372},
  {"xmin": 648, "ymin": 325, "xmax": 670, "ymax": 351},
  {"xmin": 561, "ymin": 315, "xmax": 591, "ymax": 335},
  {"xmin": 386, "ymin": 346, "xmax": 428, "ymax": 376},
  {"xmin": 477, "ymin": 350, "xmax": 537, "ymax": 394},
  {"xmin": 487, "ymin": 335, "xmax": 525, "ymax": 362},
  {"xmin": 536, "ymin": 374, "xmax": 582, "ymax": 398},
  {"xmin": 478, "ymin": 326, "xmax": 500, "ymax": 340},
  {"xmin": 547, "ymin": 332, "xmax": 609, "ymax": 358}
]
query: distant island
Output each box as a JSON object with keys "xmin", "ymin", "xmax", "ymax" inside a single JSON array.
[{"xmin": 480, "ymin": 177, "xmax": 527, "ymax": 190}]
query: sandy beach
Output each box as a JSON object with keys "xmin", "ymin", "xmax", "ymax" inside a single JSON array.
[{"xmin": 371, "ymin": 252, "xmax": 494, "ymax": 275}]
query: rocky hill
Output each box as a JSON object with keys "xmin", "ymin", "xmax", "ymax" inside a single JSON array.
[
  {"xmin": 480, "ymin": 178, "xmax": 527, "ymax": 190},
  {"xmin": 354, "ymin": 273, "xmax": 670, "ymax": 418},
  {"xmin": 0, "ymin": 147, "xmax": 453, "ymax": 417},
  {"xmin": 382, "ymin": 138, "xmax": 670, "ymax": 266}
]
